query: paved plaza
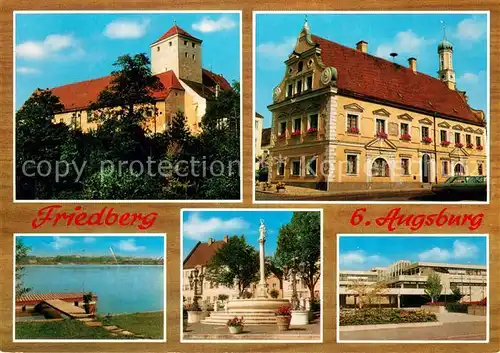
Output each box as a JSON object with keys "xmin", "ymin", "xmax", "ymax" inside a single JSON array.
[{"xmin": 183, "ymin": 321, "xmax": 321, "ymax": 341}]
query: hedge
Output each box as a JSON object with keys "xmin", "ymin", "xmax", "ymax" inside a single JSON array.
[
  {"xmin": 445, "ymin": 303, "xmax": 468, "ymax": 313},
  {"xmin": 339, "ymin": 309, "xmax": 437, "ymax": 326}
]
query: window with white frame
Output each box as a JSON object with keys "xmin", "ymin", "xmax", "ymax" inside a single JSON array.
[
  {"xmin": 307, "ymin": 156, "xmax": 317, "ymax": 176},
  {"xmin": 308, "ymin": 114, "xmax": 318, "ymax": 130},
  {"xmin": 296, "ymin": 80, "xmax": 303, "ymax": 94},
  {"xmin": 278, "ymin": 162, "xmax": 285, "ymax": 176},
  {"xmin": 346, "ymin": 154, "xmax": 358, "ymax": 175},
  {"xmin": 306, "ymin": 75, "xmax": 313, "ymax": 90},
  {"xmin": 400, "ymin": 123, "xmax": 409, "ymax": 136},
  {"xmin": 454, "ymin": 132, "xmax": 461, "ymax": 144},
  {"xmin": 293, "ymin": 118, "xmax": 301, "ymax": 132},
  {"xmin": 291, "ymin": 160, "xmax": 301, "ymax": 176},
  {"xmin": 440, "ymin": 130, "xmax": 447, "ymax": 142},
  {"xmin": 347, "ymin": 114, "xmax": 359, "ymax": 132},
  {"xmin": 466, "ymin": 134, "xmax": 472, "ymax": 145},
  {"xmin": 421, "ymin": 126, "xmax": 429, "ymax": 139},
  {"xmin": 476, "ymin": 136, "xmax": 482, "ymax": 146},
  {"xmin": 442, "ymin": 160, "xmax": 449, "ymax": 176},
  {"xmin": 287, "ymin": 84, "xmax": 293, "ymax": 97},
  {"xmin": 401, "ymin": 158, "xmax": 410, "ymax": 175},
  {"xmin": 375, "ymin": 118, "xmax": 386, "ymax": 133},
  {"xmin": 279, "ymin": 121, "xmax": 287, "ymax": 135}
]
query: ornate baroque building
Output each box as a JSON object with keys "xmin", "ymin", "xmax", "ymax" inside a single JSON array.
[
  {"xmin": 40, "ymin": 25, "xmax": 231, "ymax": 134},
  {"xmin": 267, "ymin": 21, "xmax": 486, "ymax": 191}
]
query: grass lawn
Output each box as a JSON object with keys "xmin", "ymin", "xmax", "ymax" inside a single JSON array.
[
  {"xmin": 99, "ymin": 311, "xmax": 164, "ymax": 339},
  {"xmin": 16, "ymin": 311, "xmax": 164, "ymax": 340},
  {"xmin": 16, "ymin": 320, "xmax": 113, "ymax": 340}
]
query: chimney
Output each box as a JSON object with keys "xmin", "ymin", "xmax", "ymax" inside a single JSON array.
[
  {"xmin": 408, "ymin": 57, "xmax": 417, "ymax": 72},
  {"xmin": 208, "ymin": 238, "xmax": 214, "ymax": 245},
  {"xmin": 223, "ymin": 235, "xmax": 229, "ymax": 243},
  {"xmin": 356, "ymin": 40, "xmax": 368, "ymax": 53}
]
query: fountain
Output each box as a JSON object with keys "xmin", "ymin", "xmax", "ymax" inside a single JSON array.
[{"xmin": 201, "ymin": 220, "xmax": 290, "ymax": 325}]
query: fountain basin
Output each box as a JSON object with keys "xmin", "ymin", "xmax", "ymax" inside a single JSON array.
[{"xmin": 226, "ymin": 298, "xmax": 290, "ymax": 312}]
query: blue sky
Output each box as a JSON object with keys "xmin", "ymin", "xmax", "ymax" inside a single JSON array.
[
  {"xmin": 255, "ymin": 13, "xmax": 488, "ymax": 128},
  {"xmin": 17, "ymin": 235, "xmax": 165, "ymax": 258},
  {"xmin": 339, "ymin": 235, "xmax": 487, "ymax": 270},
  {"xmin": 15, "ymin": 12, "xmax": 240, "ymax": 110},
  {"xmin": 182, "ymin": 210, "xmax": 318, "ymax": 259}
]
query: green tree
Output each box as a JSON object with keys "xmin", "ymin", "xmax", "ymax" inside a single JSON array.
[
  {"xmin": 275, "ymin": 212, "xmax": 321, "ymax": 300},
  {"xmin": 424, "ymin": 272, "xmax": 443, "ymax": 303},
  {"xmin": 15, "ymin": 89, "xmax": 75, "ymax": 199},
  {"xmin": 266, "ymin": 255, "xmax": 285, "ymax": 291},
  {"xmin": 204, "ymin": 235, "xmax": 259, "ymax": 297},
  {"xmin": 15, "ymin": 239, "xmax": 32, "ymax": 298},
  {"xmin": 450, "ymin": 284, "xmax": 463, "ymax": 303}
]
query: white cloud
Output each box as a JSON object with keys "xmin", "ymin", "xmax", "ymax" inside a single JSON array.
[
  {"xmin": 104, "ymin": 19, "xmax": 150, "ymax": 39},
  {"xmin": 375, "ymin": 30, "xmax": 434, "ymax": 59},
  {"xmin": 459, "ymin": 72, "xmax": 479, "ymax": 84},
  {"xmin": 183, "ymin": 212, "xmax": 249, "ymax": 241},
  {"xmin": 418, "ymin": 240, "xmax": 479, "ymax": 262},
  {"xmin": 454, "ymin": 17, "xmax": 486, "ymax": 41},
  {"xmin": 456, "ymin": 70, "xmax": 486, "ymax": 112},
  {"xmin": 16, "ymin": 34, "xmax": 82, "ymax": 60},
  {"xmin": 257, "ymin": 37, "xmax": 296, "ymax": 59},
  {"xmin": 192, "ymin": 16, "xmax": 236, "ymax": 33},
  {"xmin": 339, "ymin": 250, "xmax": 387, "ymax": 270},
  {"xmin": 83, "ymin": 237, "xmax": 96, "ymax": 244},
  {"xmin": 16, "ymin": 66, "xmax": 40, "ymax": 75},
  {"xmin": 50, "ymin": 237, "xmax": 75, "ymax": 250},
  {"xmin": 117, "ymin": 239, "xmax": 145, "ymax": 252}
]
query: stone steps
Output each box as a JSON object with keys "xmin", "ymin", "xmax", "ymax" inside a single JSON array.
[{"xmin": 201, "ymin": 312, "xmax": 278, "ymax": 325}]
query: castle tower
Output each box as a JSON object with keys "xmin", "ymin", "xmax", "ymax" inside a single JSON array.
[
  {"xmin": 437, "ymin": 23, "xmax": 456, "ymax": 90},
  {"xmin": 150, "ymin": 24, "xmax": 202, "ymax": 83}
]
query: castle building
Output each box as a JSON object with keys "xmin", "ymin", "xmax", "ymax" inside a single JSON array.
[
  {"xmin": 183, "ymin": 236, "xmax": 320, "ymax": 306},
  {"xmin": 267, "ymin": 20, "xmax": 486, "ymax": 191},
  {"xmin": 339, "ymin": 260, "xmax": 487, "ymax": 308},
  {"xmin": 40, "ymin": 25, "xmax": 231, "ymax": 134}
]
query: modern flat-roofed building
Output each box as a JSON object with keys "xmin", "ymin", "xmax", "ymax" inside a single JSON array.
[{"xmin": 339, "ymin": 260, "xmax": 487, "ymax": 308}]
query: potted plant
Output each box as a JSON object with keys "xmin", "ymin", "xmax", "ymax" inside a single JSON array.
[
  {"xmin": 226, "ymin": 316, "xmax": 244, "ymax": 334},
  {"xmin": 276, "ymin": 182, "xmax": 286, "ymax": 192},
  {"xmin": 466, "ymin": 143, "xmax": 474, "ymax": 148},
  {"xmin": 455, "ymin": 142, "xmax": 464, "ymax": 148},
  {"xmin": 376, "ymin": 131, "xmax": 388, "ymax": 139},
  {"xmin": 291, "ymin": 130, "xmax": 301, "ymax": 137},
  {"xmin": 307, "ymin": 127, "xmax": 318, "ymax": 134},
  {"xmin": 441, "ymin": 141, "xmax": 451, "ymax": 147},
  {"xmin": 187, "ymin": 296, "xmax": 203, "ymax": 323},
  {"xmin": 269, "ymin": 289, "xmax": 280, "ymax": 299},
  {"xmin": 275, "ymin": 305, "xmax": 291, "ymax": 331},
  {"xmin": 290, "ymin": 302, "xmax": 310, "ymax": 326},
  {"xmin": 477, "ymin": 145, "xmax": 484, "ymax": 151},
  {"xmin": 347, "ymin": 127, "xmax": 359, "ymax": 134},
  {"xmin": 422, "ymin": 136, "xmax": 432, "ymax": 144},
  {"xmin": 82, "ymin": 292, "xmax": 94, "ymax": 314},
  {"xmin": 400, "ymin": 133, "xmax": 411, "ymax": 141}
]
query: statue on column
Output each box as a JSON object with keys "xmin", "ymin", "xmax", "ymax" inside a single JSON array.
[{"xmin": 255, "ymin": 219, "xmax": 269, "ymax": 298}]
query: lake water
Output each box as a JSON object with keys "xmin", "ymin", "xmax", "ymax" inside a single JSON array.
[{"xmin": 23, "ymin": 265, "xmax": 164, "ymax": 314}]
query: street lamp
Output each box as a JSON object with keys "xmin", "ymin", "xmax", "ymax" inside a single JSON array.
[
  {"xmin": 283, "ymin": 257, "xmax": 305, "ymax": 310},
  {"xmin": 188, "ymin": 267, "xmax": 204, "ymax": 297}
]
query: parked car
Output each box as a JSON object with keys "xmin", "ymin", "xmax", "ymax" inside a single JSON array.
[{"xmin": 431, "ymin": 176, "xmax": 486, "ymax": 200}]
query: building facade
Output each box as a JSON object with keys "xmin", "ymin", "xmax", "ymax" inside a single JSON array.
[
  {"xmin": 41, "ymin": 25, "xmax": 231, "ymax": 135},
  {"xmin": 267, "ymin": 21, "xmax": 486, "ymax": 191},
  {"xmin": 339, "ymin": 260, "xmax": 487, "ymax": 308},
  {"xmin": 183, "ymin": 236, "xmax": 320, "ymax": 307}
]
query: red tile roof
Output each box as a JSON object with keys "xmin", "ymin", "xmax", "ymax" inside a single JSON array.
[
  {"xmin": 16, "ymin": 292, "xmax": 98, "ymax": 305},
  {"xmin": 312, "ymin": 35, "xmax": 484, "ymax": 124},
  {"xmin": 49, "ymin": 70, "xmax": 184, "ymax": 112},
  {"xmin": 202, "ymin": 68, "xmax": 232, "ymax": 90},
  {"xmin": 152, "ymin": 24, "xmax": 201, "ymax": 45},
  {"xmin": 183, "ymin": 240, "xmax": 227, "ymax": 269}
]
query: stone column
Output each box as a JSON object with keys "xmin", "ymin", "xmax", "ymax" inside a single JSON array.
[{"xmin": 255, "ymin": 219, "xmax": 269, "ymax": 298}]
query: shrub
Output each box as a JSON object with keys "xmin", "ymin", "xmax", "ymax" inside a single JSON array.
[
  {"xmin": 339, "ymin": 308, "xmax": 437, "ymax": 326},
  {"xmin": 269, "ymin": 289, "xmax": 280, "ymax": 298},
  {"xmin": 241, "ymin": 291, "xmax": 253, "ymax": 299},
  {"xmin": 226, "ymin": 316, "xmax": 244, "ymax": 327},
  {"xmin": 446, "ymin": 303, "xmax": 468, "ymax": 313},
  {"xmin": 423, "ymin": 301, "xmax": 445, "ymax": 306},
  {"xmin": 310, "ymin": 299, "xmax": 321, "ymax": 312}
]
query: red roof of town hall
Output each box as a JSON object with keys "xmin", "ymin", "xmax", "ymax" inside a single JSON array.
[
  {"xmin": 311, "ymin": 35, "xmax": 484, "ymax": 125},
  {"xmin": 151, "ymin": 24, "xmax": 202, "ymax": 45}
]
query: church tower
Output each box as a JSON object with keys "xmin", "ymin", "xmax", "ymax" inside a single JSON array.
[
  {"xmin": 437, "ymin": 24, "xmax": 456, "ymax": 90},
  {"xmin": 150, "ymin": 24, "xmax": 202, "ymax": 83}
]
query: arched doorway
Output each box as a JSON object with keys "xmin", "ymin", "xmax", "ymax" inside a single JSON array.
[
  {"xmin": 372, "ymin": 158, "xmax": 389, "ymax": 177},
  {"xmin": 454, "ymin": 163, "xmax": 465, "ymax": 176},
  {"xmin": 421, "ymin": 154, "xmax": 430, "ymax": 183}
]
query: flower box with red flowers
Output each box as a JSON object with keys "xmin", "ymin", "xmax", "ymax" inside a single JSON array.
[
  {"xmin": 477, "ymin": 145, "xmax": 484, "ymax": 151},
  {"xmin": 422, "ymin": 136, "xmax": 432, "ymax": 144},
  {"xmin": 400, "ymin": 134, "xmax": 411, "ymax": 141},
  {"xmin": 376, "ymin": 131, "xmax": 388, "ymax": 139},
  {"xmin": 275, "ymin": 305, "xmax": 291, "ymax": 317},
  {"xmin": 291, "ymin": 130, "xmax": 301, "ymax": 137},
  {"xmin": 278, "ymin": 132, "xmax": 286, "ymax": 139},
  {"xmin": 347, "ymin": 127, "xmax": 360, "ymax": 134},
  {"xmin": 307, "ymin": 127, "xmax": 318, "ymax": 134},
  {"xmin": 455, "ymin": 142, "xmax": 464, "ymax": 148},
  {"xmin": 466, "ymin": 143, "xmax": 474, "ymax": 148},
  {"xmin": 440, "ymin": 141, "xmax": 451, "ymax": 147}
]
